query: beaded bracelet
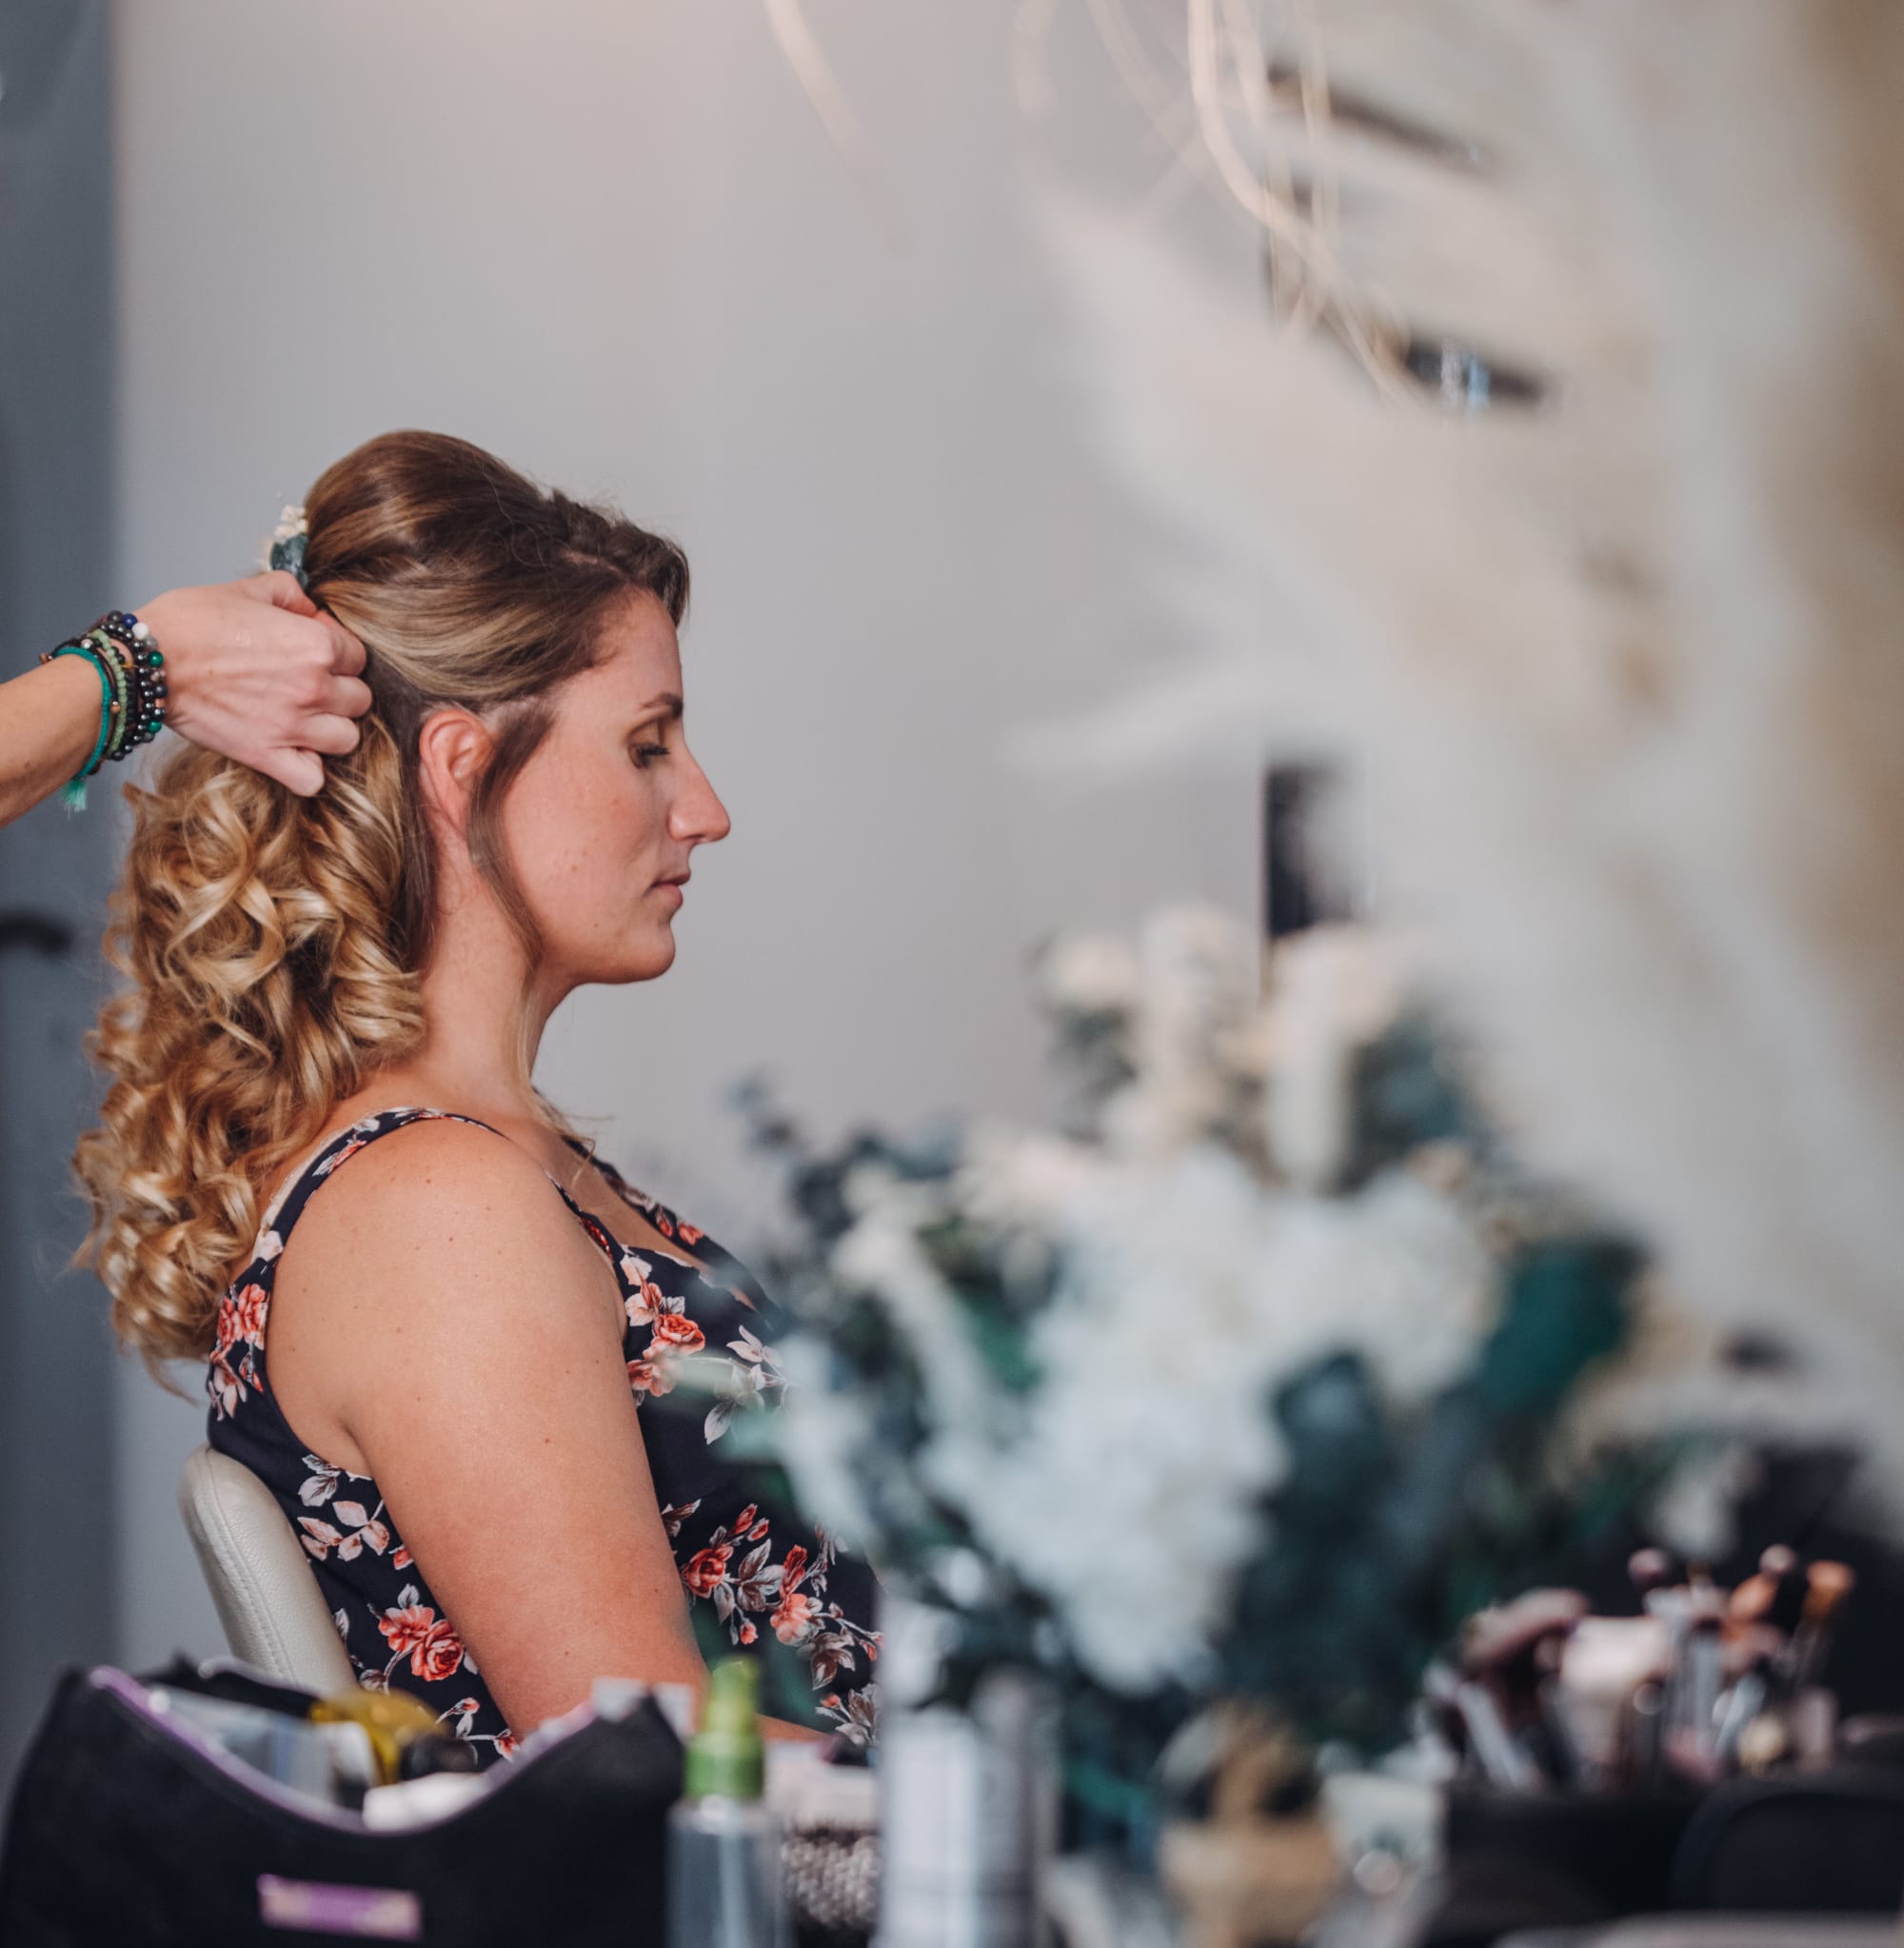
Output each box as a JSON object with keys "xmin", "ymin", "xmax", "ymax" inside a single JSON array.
[
  {"xmin": 93, "ymin": 611, "xmax": 169, "ymax": 752},
  {"xmin": 92, "ymin": 632, "xmax": 133, "ymax": 751},
  {"xmin": 39, "ymin": 608, "xmax": 166, "ymax": 808}
]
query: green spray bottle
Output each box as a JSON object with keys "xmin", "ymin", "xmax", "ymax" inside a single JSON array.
[{"xmin": 666, "ymin": 1658, "xmax": 789, "ymax": 1948}]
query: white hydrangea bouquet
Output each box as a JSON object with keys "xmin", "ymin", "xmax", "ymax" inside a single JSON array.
[{"xmin": 735, "ymin": 912, "xmax": 1703, "ymax": 1832}]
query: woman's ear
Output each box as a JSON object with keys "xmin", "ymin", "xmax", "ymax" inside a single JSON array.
[{"xmin": 415, "ymin": 707, "xmax": 493, "ymax": 840}]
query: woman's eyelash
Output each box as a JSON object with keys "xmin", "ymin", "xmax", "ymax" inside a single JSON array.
[{"xmin": 632, "ymin": 740, "xmax": 670, "ymax": 766}]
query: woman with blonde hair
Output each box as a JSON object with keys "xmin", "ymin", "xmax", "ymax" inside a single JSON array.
[{"xmin": 76, "ymin": 429, "xmax": 878, "ymax": 1759}]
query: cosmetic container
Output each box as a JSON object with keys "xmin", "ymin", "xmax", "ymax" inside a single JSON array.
[{"xmin": 667, "ymin": 1659, "xmax": 789, "ymax": 1948}]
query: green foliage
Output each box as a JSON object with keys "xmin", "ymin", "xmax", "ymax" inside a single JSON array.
[
  {"xmin": 732, "ymin": 981, "xmax": 1675, "ymax": 1854},
  {"xmin": 1214, "ymin": 1234, "xmax": 1655, "ymax": 1752}
]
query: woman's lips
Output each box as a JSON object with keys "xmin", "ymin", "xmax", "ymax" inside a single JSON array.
[{"xmin": 653, "ymin": 878, "xmax": 686, "ymax": 907}]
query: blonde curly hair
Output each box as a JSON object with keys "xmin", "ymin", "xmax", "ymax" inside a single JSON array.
[{"xmin": 76, "ymin": 429, "xmax": 689, "ymax": 1370}]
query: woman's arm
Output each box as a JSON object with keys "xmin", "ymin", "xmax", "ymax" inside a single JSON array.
[
  {"xmin": 0, "ymin": 653, "xmax": 109, "ymax": 825},
  {"xmin": 266, "ymin": 1121, "xmax": 797, "ymax": 1740},
  {"xmin": 0, "ymin": 572, "xmax": 371, "ymax": 827}
]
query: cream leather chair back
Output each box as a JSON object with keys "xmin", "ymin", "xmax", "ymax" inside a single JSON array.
[{"xmin": 178, "ymin": 1443, "xmax": 355, "ymax": 1695}]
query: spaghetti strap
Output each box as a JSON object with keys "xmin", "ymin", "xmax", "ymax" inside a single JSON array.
[
  {"xmin": 257, "ymin": 1105, "xmax": 629, "ymax": 1287},
  {"xmin": 253, "ymin": 1106, "xmax": 512, "ymax": 1262}
]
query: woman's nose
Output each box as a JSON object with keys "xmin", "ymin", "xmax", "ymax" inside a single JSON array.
[{"xmin": 671, "ymin": 755, "xmax": 731, "ymax": 845}]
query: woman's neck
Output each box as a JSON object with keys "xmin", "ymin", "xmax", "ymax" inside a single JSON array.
[{"xmin": 339, "ymin": 881, "xmax": 568, "ymax": 1134}]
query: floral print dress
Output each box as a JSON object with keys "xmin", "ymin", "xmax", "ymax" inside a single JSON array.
[{"xmin": 206, "ymin": 1106, "xmax": 879, "ymax": 1763}]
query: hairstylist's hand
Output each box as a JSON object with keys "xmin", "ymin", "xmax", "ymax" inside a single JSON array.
[{"xmin": 139, "ymin": 573, "xmax": 371, "ymax": 795}]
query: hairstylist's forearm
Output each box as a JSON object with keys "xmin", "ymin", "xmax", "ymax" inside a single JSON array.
[
  {"xmin": 0, "ymin": 576, "xmax": 372, "ymax": 828},
  {"xmin": 0, "ymin": 655, "xmax": 109, "ymax": 828}
]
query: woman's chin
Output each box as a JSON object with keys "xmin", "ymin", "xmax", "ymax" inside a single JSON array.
[{"xmin": 598, "ymin": 929, "xmax": 678, "ymax": 986}]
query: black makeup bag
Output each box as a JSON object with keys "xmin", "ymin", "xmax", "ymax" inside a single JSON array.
[{"xmin": 0, "ymin": 1660, "xmax": 683, "ymax": 1947}]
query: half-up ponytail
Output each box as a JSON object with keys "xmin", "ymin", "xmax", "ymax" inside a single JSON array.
[{"xmin": 76, "ymin": 430, "xmax": 688, "ymax": 1368}]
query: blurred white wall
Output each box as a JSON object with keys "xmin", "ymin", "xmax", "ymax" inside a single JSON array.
[{"xmin": 110, "ymin": 1, "xmax": 1264, "ymax": 1664}]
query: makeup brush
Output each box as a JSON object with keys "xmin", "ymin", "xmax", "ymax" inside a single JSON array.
[
  {"xmin": 1728, "ymin": 1546, "xmax": 1798, "ymax": 1632},
  {"xmin": 1423, "ymin": 1662, "xmax": 1544, "ymax": 1792},
  {"xmin": 1765, "ymin": 1545, "xmax": 1810, "ymax": 1636},
  {"xmin": 1791, "ymin": 1560, "xmax": 1855, "ymax": 1693},
  {"xmin": 1622, "ymin": 1680, "xmax": 1666, "ymax": 1791},
  {"xmin": 1715, "ymin": 1653, "xmax": 1773, "ymax": 1770},
  {"xmin": 1628, "ymin": 1549, "xmax": 1676, "ymax": 1607}
]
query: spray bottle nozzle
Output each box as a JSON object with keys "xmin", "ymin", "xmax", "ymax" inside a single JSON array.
[{"xmin": 684, "ymin": 1657, "xmax": 765, "ymax": 1799}]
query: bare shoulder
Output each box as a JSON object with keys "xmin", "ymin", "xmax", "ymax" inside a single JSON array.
[
  {"xmin": 273, "ymin": 1117, "xmax": 611, "ymax": 1341},
  {"xmin": 266, "ymin": 1115, "xmax": 636, "ymax": 1495}
]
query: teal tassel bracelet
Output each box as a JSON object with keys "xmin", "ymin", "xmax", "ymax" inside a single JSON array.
[
  {"xmin": 39, "ymin": 608, "xmax": 167, "ymax": 810},
  {"xmin": 45, "ymin": 641, "xmax": 116, "ymax": 810}
]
